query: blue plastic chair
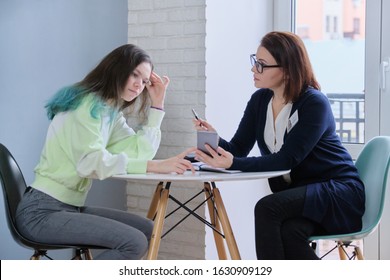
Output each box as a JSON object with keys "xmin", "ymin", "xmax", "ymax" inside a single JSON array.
[{"xmin": 309, "ymin": 136, "xmax": 390, "ymax": 260}]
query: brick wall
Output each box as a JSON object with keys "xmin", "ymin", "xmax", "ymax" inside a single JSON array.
[{"xmin": 127, "ymin": 0, "xmax": 207, "ymax": 259}]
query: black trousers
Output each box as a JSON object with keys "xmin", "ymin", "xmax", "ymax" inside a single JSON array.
[{"xmin": 254, "ymin": 185, "xmax": 325, "ymax": 260}]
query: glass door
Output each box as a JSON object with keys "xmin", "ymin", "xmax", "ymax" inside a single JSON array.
[
  {"xmin": 295, "ymin": 0, "xmax": 365, "ymax": 146},
  {"xmin": 274, "ymin": 0, "xmax": 368, "ymax": 157}
]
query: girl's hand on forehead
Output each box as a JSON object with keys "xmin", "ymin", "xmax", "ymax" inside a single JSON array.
[{"xmin": 146, "ymin": 71, "xmax": 170, "ymax": 109}]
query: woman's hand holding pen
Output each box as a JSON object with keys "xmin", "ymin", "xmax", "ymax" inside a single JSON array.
[
  {"xmin": 191, "ymin": 109, "xmax": 217, "ymax": 132},
  {"xmin": 192, "ymin": 118, "xmax": 216, "ymax": 131}
]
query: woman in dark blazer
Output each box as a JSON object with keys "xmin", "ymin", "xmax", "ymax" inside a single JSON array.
[{"xmin": 193, "ymin": 31, "xmax": 365, "ymax": 260}]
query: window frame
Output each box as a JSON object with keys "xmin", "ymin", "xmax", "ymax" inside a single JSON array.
[{"xmin": 273, "ymin": 0, "xmax": 383, "ymax": 159}]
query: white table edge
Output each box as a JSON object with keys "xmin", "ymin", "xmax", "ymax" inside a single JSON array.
[{"xmin": 112, "ymin": 169, "xmax": 290, "ymax": 182}]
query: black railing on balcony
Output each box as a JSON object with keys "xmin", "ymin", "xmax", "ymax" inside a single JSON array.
[{"xmin": 326, "ymin": 93, "xmax": 364, "ymax": 143}]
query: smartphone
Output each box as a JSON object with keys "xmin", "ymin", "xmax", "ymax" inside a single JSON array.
[{"xmin": 197, "ymin": 131, "xmax": 219, "ymax": 155}]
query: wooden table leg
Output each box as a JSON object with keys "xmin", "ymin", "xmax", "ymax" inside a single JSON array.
[
  {"xmin": 146, "ymin": 186, "xmax": 169, "ymax": 260},
  {"xmin": 212, "ymin": 186, "xmax": 241, "ymax": 260},
  {"xmin": 147, "ymin": 182, "xmax": 164, "ymax": 220},
  {"xmin": 146, "ymin": 181, "xmax": 240, "ymax": 260},
  {"xmin": 204, "ymin": 182, "xmax": 228, "ymax": 260}
]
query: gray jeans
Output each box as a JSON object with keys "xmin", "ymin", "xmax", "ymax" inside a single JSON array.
[{"xmin": 15, "ymin": 187, "xmax": 153, "ymax": 260}]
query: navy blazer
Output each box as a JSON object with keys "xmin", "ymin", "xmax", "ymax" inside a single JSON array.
[{"xmin": 219, "ymin": 88, "xmax": 365, "ymax": 233}]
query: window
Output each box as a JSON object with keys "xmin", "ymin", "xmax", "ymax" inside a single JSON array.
[
  {"xmin": 353, "ymin": 17, "xmax": 360, "ymax": 34},
  {"xmin": 295, "ymin": 0, "xmax": 365, "ymax": 144}
]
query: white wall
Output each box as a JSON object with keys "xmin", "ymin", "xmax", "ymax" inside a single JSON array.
[
  {"xmin": 0, "ymin": 0, "xmax": 128, "ymax": 260},
  {"xmin": 127, "ymin": 0, "xmax": 207, "ymax": 259},
  {"xmin": 205, "ymin": 0, "xmax": 274, "ymax": 259}
]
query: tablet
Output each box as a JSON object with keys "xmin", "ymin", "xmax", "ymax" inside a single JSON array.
[{"xmin": 197, "ymin": 131, "xmax": 219, "ymax": 155}]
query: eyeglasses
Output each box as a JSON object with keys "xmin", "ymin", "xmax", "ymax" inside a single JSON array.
[{"xmin": 250, "ymin": 54, "xmax": 281, "ymax": 73}]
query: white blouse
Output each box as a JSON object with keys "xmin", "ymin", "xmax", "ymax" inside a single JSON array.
[
  {"xmin": 264, "ymin": 97, "xmax": 293, "ymax": 184},
  {"xmin": 264, "ymin": 97, "xmax": 292, "ymax": 153}
]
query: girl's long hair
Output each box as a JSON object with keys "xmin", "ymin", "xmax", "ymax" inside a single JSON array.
[{"xmin": 46, "ymin": 44, "xmax": 153, "ymax": 120}]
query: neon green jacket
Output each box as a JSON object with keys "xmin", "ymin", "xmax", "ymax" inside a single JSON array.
[{"xmin": 32, "ymin": 94, "xmax": 164, "ymax": 206}]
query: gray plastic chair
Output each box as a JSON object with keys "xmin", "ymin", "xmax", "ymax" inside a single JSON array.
[
  {"xmin": 0, "ymin": 143, "xmax": 106, "ymax": 260},
  {"xmin": 309, "ymin": 136, "xmax": 390, "ymax": 260}
]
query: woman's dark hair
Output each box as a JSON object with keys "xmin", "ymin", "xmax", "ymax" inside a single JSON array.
[
  {"xmin": 260, "ymin": 31, "xmax": 320, "ymax": 102},
  {"xmin": 46, "ymin": 44, "xmax": 153, "ymax": 120}
]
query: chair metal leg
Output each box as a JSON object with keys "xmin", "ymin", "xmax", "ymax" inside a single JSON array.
[
  {"xmin": 337, "ymin": 241, "xmax": 365, "ymax": 260},
  {"xmin": 30, "ymin": 248, "xmax": 94, "ymax": 260},
  {"xmin": 317, "ymin": 241, "xmax": 364, "ymax": 260},
  {"xmin": 30, "ymin": 249, "xmax": 53, "ymax": 260}
]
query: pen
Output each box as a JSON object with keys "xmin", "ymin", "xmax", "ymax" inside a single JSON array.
[
  {"xmin": 191, "ymin": 108, "xmax": 205, "ymax": 128},
  {"xmin": 191, "ymin": 108, "xmax": 200, "ymax": 120}
]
